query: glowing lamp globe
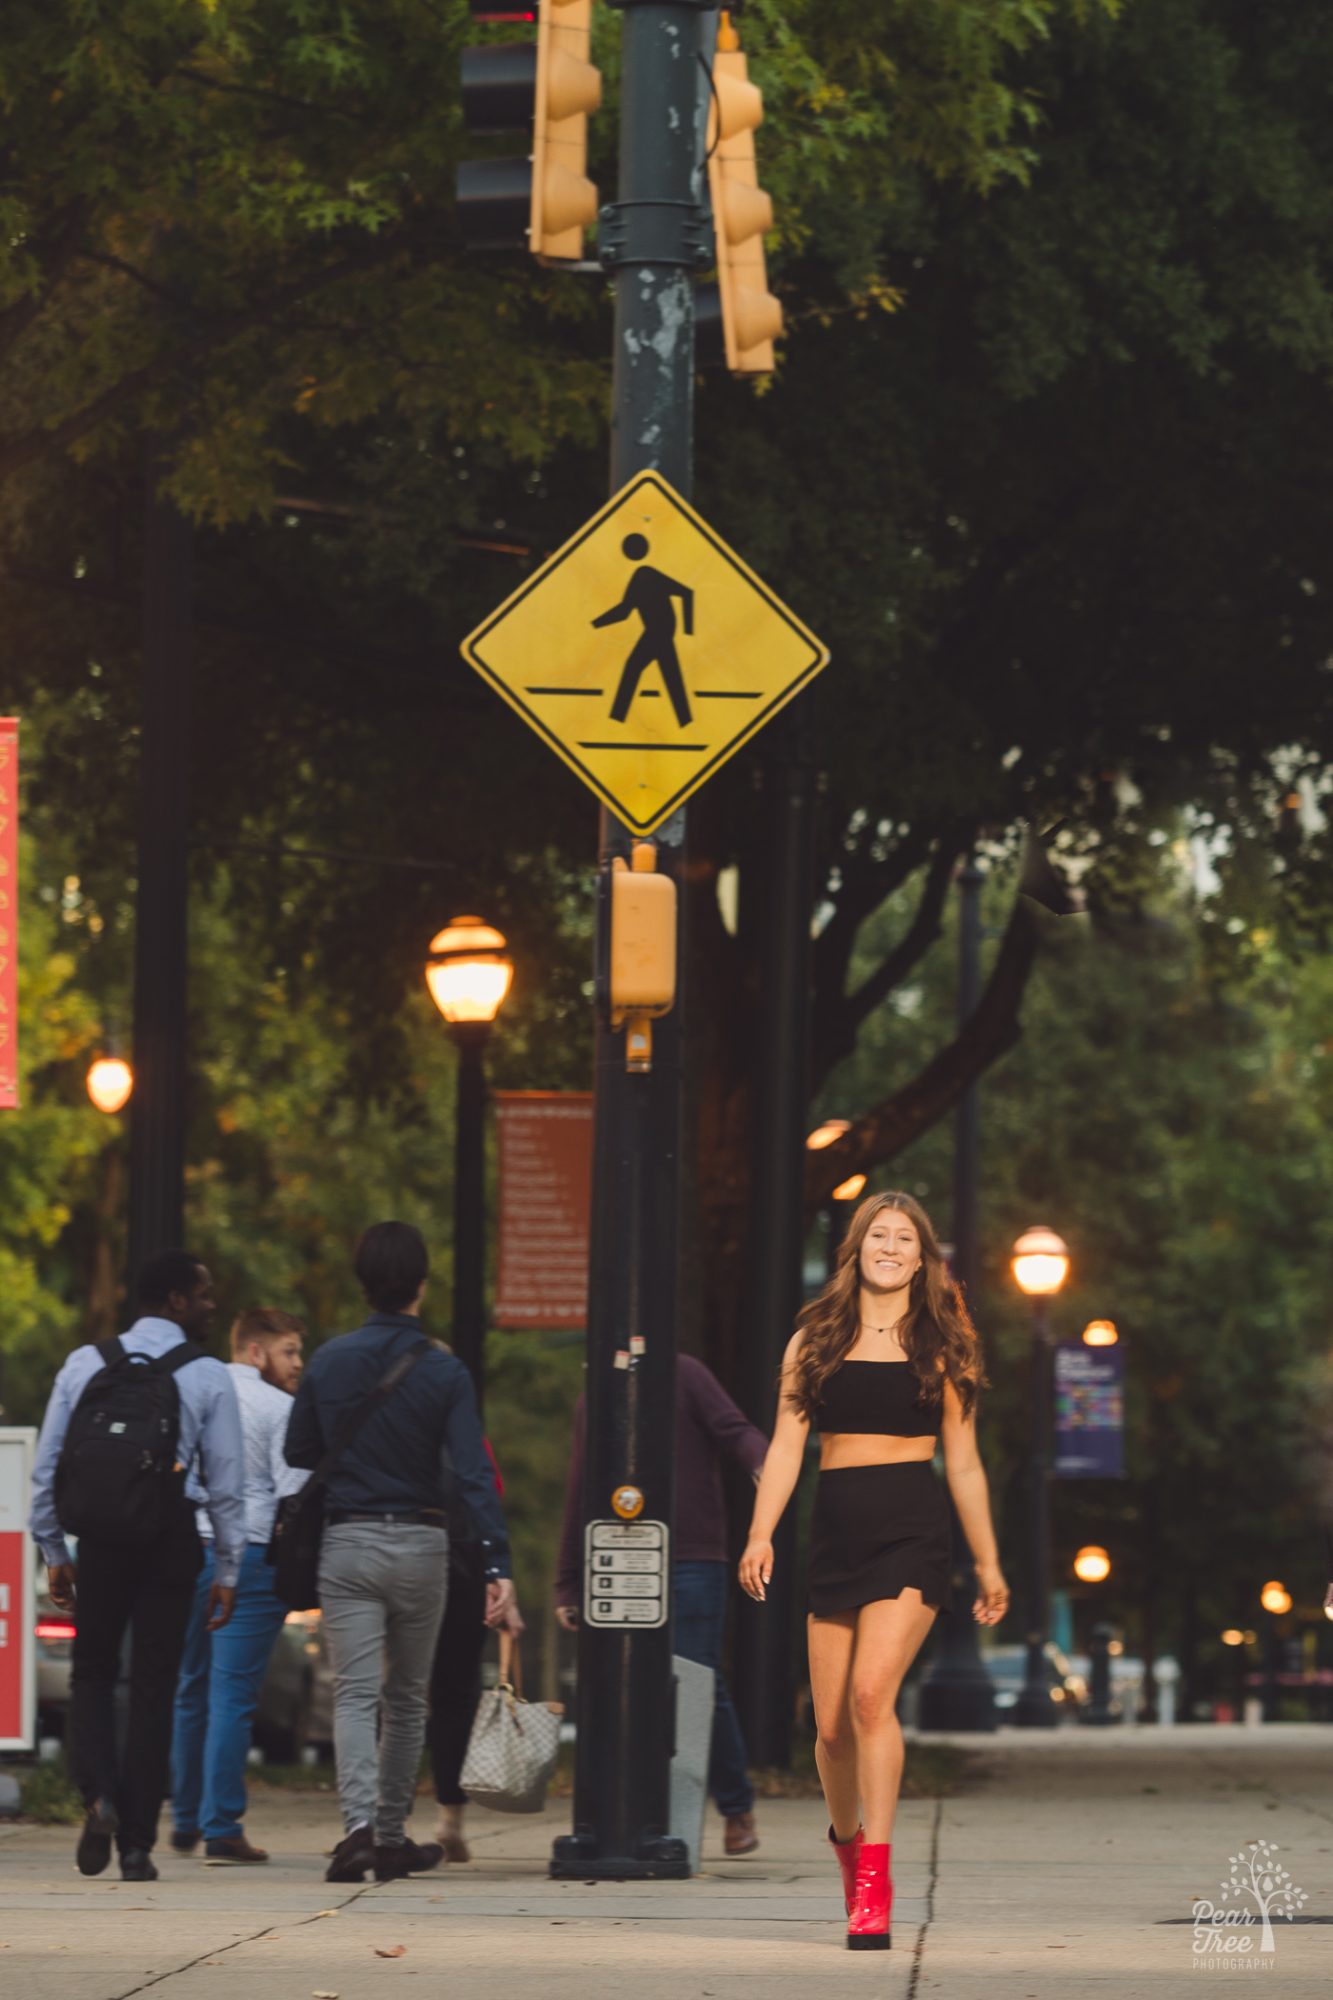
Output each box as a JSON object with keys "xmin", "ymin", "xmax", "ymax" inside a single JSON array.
[
  {"xmin": 1072, "ymin": 1545, "xmax": 1111, "ymax": 1584},
  {"xmin": 1082, "ymin": 1319, "xmax": 1119, "ymax": 1346},
  {"xmin": 87, "ymin": 1056, "xmax": 133, "ymax": 1115},
  {"xmin": 1011, "ymin": 1226, "xmax": 1070, "ymax": 1297},
  {"xmin": 1220, "ymin": 1629, "xmax": 1245, "ymax": 1647},
  {"xmin": 425, "ymin": 916, "xmax": 513, "ymax": 1027},
  {"xmin": 1260, "ymin": 1580, "xmax": 1292, "ymax": 1616}
]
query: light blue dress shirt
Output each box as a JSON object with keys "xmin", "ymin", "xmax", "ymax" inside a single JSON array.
[
  {"xmin": 29, "ymin": 1316, "xmax": 247, "ymax": 1589},
  {"xmin": 197, "ymin": 1361, "xmax": 307, "ymax": 1547}
]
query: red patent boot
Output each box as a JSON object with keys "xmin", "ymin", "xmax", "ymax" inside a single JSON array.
[
  {"xmin": 828, "ymin": 1824, "xmax": 863, "ymax": 1915},
  {"xmin": 846, "ymin": 1841, "xmax": 892, "ymax": 1951}
]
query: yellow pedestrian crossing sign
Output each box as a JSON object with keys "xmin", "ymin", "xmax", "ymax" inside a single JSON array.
[{"xmin": 460, "ymin": 472, "xmax": 829, "ymax": 834}]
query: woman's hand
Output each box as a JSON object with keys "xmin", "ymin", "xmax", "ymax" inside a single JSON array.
[
  {"xmin": 972, "ymin": 1560, "xmax": 1009, "ymax": 1627},
  {"xmin": 738, "ymin": 1537, "xmax": 774, "ymax": 1603}
]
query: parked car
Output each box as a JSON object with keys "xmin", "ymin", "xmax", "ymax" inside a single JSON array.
[
  {"xmin": 979, "ymin": 1641, "xmax": 1087, "ymax": 1720},
  {"xmin": 33, "ymin": 1557, "xmax": 333, "ymax": 1763}
]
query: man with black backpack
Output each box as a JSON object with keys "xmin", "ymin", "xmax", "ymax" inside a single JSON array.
[{"xmin": 28, "ymin": 1250, "xmax": 245, "ymax": 1881}]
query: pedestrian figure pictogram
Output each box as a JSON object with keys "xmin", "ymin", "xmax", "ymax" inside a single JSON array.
[
  {"xmin": 459, "ymin": 472, "xmax": 829, "ymax": 835},
  {"xmin": 593, "ymin": 535, "xmax": 694, "ymax": 727}
]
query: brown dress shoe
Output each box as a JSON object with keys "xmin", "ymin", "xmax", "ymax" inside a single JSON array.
[
  {"xmin": 205, "ymin": 1834, "xmax": 269, "ymax": 1864},
  {"xmin": 724, "ymin": 1811, "xmax": 759, "ymax": 1856}
]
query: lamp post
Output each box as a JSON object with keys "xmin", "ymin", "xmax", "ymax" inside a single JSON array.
[
  {"xmin": 919, "ymin": 851, "xmax": 998, "ymax": 1732},
  {"xmin": 1011, "ymin": 1225, "xmax": 1070, "ymax": 1728},
  {"xmin": 425, "ymin": 916, "xmax": 513, "ymax": 1413},
  {"xmin": 1259, "ymin": 1580, "xmax": 1291, "ymax": 1723}
]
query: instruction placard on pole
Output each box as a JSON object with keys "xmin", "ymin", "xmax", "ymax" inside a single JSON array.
[{"xmin": 584, "ymin": 1519, "xmax": 668, "ymax": 1629}]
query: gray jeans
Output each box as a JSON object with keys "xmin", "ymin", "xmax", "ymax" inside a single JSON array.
[{"xmin": 318, "ymin": 1522, "xmax": 449, "ymax": 1844}]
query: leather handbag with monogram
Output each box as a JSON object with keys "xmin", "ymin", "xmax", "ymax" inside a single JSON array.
[
  {"xmin": 267, "ymin": 1338, "xmax": 428, "ymax": 1612},
  {"xmin": 459, "ymin": 1634, "xmax": 563, "ymax": 1814}
]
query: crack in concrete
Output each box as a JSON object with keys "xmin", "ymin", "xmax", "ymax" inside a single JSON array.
[
  {"xmin": 905, "ymin": 1795, "xmax": 943, "ymax": 1997},
  {"xmin": 108, "ymin": 1879, "xmax": 377, "ymax": 1998}
]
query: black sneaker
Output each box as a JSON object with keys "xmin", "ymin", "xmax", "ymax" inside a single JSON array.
[
  {"xmin": 120, "ymin": 1850, "xmax": 159, "ymax": 1882},
  {"xmin": 325, "ymin": 1823, "xmax": 375, "ymax": 1884},
  {"xmin": 75, "ymin": 1798, "xmax": 118, "ymax": 1877},
  {"xmin": 374, "ymin": 1837, "xmax": 444, "ymax": 1882},
  {"xmin": 170, "ymin": 1827, "xmax": 201, "ymax": 1855}
]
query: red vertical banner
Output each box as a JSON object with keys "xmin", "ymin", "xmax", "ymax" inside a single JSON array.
[
  {"xmin": 0, "ymin": 719, "xmax": 15, "ymax": 1109},
  {"xmin": 0, "ymin": 1430, "xmax": 37, "ymax": 1749},
  {"xmin": 494, "ymin": 1092, "xmax": 594, "ymax": 1329}
]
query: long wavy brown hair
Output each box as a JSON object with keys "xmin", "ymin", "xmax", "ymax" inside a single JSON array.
[{"xmin": 789, "ymin": 1191, "xmax": 985, "ymax": 1423}]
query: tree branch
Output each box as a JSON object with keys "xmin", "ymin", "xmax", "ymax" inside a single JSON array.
[
  {"xmin": 0, "ymin": 202, "xmax": 89, "ymax": 361},
  {"xmin": 812, "ymin": 833, "xmax": 967, "ymax": 1087},
  {"xmin": 812, "ymin": 823, "xmax": 934, "ymax": 1020},
  {"xmin": 804, "ymin": 887, "xmax": 1042, "ymax": 1215}
]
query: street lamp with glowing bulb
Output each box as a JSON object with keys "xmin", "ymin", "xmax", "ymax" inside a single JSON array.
[
  {"xmin": 426, "ymin": 916, "xmax": 514, "ymax": 1410},
  {"xmin": 87, "ymin": 1056, "xmax": 134, "ymax": 1115},
  {"xmin": 1073, "ymin": 1545, "xmax": 1111, "ymax": 1584},
  {"xmin": 1011, "ymin": 1226, "xmax": 1069, "ymax": 1728},
  {"xmin": 1082, "ymin": 1319, "xmax": 1118, "ymax": 1347}
]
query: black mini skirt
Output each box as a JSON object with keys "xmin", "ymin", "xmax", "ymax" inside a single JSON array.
[{"xmin": 808, "ymin": 1461, "xmax": 952, "ymax": 1617}]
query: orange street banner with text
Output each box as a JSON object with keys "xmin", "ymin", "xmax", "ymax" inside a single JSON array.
[{"xmin": 0, "ymin": 720, "xmax": 15, "ymax": 1108}]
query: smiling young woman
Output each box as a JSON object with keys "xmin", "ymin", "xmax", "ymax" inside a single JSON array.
[{"xmin": 739, "ymin": 1192, "xmax": 1009, "ymax": 1950}]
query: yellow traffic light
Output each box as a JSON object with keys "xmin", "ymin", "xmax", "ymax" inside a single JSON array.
[
  {"xmin": 705, "ymin": 17, "xmax": 782, "ymax": 373},
  {"xmin": 532, "ymin": 0, "xmax": 600, "ymax": 260},
  {"xmin": 457, "ymin": 0, "xmax": 600, "ymax": 263}
]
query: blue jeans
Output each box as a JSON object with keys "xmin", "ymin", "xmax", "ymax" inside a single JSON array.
[
  {"xmin": 170, "ymin": 1544, "xmax": 287, "ymax": 1841},
  {"xmin": 674, "ymin": 1560, "xmax": 754, "ymax": 1819}
]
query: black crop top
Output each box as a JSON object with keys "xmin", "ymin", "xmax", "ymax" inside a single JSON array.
[{"xmin": 813, "ymin": 1360, "xmax": 941, "ymax": 1438}]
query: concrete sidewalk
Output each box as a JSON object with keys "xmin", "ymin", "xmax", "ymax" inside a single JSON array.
[{"xmin": 0, "ymin": 1724, "xmax": 1329, "ymax": 1999}]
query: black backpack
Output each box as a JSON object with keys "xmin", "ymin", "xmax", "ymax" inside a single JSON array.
[{"xmin": 55, "ymin": 1336, "xmax": 204, "ymax": 1546}]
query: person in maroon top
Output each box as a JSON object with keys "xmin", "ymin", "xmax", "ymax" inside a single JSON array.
[{"xmin": 555, "ymin": 1353, "xmax": 767, "ymax": 1855}]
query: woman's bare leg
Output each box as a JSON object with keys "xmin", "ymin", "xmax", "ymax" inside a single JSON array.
[
  {"xmin": 807, "ymin": 1611, "xmax": 859, "ymax": 1841},
  {"xmin": 849, "ymin": 1592, "xmax": 938, "ymax": 1844}
]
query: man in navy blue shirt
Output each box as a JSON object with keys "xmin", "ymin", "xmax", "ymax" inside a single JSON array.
[{"xmin": 286, "ymin": 1221, "xmax": 519, "ymax": 1884}]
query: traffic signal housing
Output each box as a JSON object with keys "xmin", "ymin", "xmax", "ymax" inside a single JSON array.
[
  {"xmin": 702, "ymin": 22, "xmax": 782, "ymax": 373},
  {"xmin": 457, "ymin": 0, "xmax": 601, "ymax": 262}
]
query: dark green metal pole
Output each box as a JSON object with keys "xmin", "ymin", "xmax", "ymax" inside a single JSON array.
[
  {"xmin": 451, "ymin": 1021, "xmax": 490, "ymax": 1413},
  {"xmin": 918, "ymin": 857, "xmax": 998, "ymax": 1730},
  {"xmin": 551, "ymin": 0, "xmax": 714, "ymax": 1882},
  {"xmin": 1014, "ymin": 1295, "xmax": 1058, "ymax": 1727},
  {"xmin": 732, "ymin": 728, "xmax": 817, "ymax": 1769}
]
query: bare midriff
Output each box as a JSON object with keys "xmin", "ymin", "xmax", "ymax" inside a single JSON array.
[{"xmin": 819, "ymin": 1433, "xmax": 937, "ymax": 1470}]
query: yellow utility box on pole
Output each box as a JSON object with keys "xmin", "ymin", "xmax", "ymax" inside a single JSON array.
[{"xmin": 609, "ymin": 842, "xmax": 677, "ymax": 1070}]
